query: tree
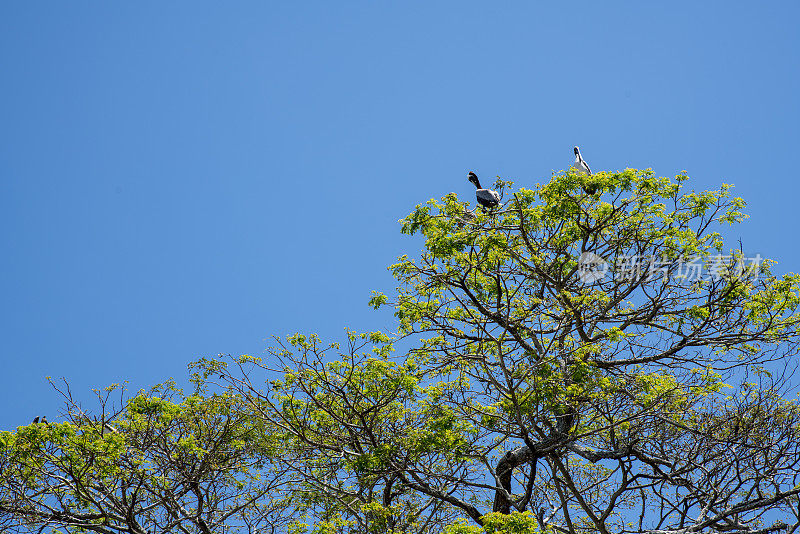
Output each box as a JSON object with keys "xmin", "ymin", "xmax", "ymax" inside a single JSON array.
[
  {"xmin": 2, "ymin": 168, "xmax": 800, "ymax": 534},
  {"xmin": 0, "ymin": 378, "xmax": 294, "ymax": 533}
]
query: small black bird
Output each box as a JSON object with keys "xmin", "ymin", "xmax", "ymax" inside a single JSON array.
[
  {"xmin": 41, "ymin": 415, "xmax": 48, "ymax": 425},
  {"xmin": 573, "ymin": 146, "xmax": 597, "ymax": 194},
  {"xmin": 468, "ymin": 172, "xmax": 501, "ymax": 210},
  {"xmin": 32, "ymin": 416, "xmax": 39, "ymax": 424}
]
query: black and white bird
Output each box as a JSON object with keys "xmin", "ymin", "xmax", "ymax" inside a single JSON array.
[
  {"xmin": 468, "ymin": 172, "xmax": 501, "ymax": 211},
  {"xmin": 32, "ymin": 416, "xmax": 39, "ymax": 424},
  {"xmin": 573, "ymin": 146, "xmax": 591, "ymax": 175},
  {"xmin": 573, "ymin": 146, "xmax": 597, "ymax": 194},
  {"xmin": 41, "ymin": 415, "xmax": 48, "ymax": 424}
]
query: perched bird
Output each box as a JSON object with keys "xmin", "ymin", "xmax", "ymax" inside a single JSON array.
[
  {"xmin": 573, "ymin": 146, "xmax": 591, "ymax": 174},
  {"xmin": 32, "ymin": 416, "xmax": 39, "ymax": 424},
  {"xmin": 573, "ymin": 146, "xmax": 597, "ymax": 194},
  {"xmin": 41, "ymin": 415, "xmax": 48, "ymax": 425},
  {"xmin": 468, "ymin": 172, "xmax": 501, "ymax": 210}
]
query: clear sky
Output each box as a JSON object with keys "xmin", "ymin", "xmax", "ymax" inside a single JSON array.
[{"xmin": 1, "ymin": 2, "xmax": 798, "ymax": 430}]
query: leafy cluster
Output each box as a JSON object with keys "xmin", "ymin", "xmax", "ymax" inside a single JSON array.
[{"xmin": 2, "ymin": 169, "xmax": 799, "ymax": 534}]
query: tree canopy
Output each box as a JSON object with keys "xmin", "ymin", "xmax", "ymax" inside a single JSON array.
[{"xmin": 2, "ymin": 168, "xmax": 800, "ymax": 534}]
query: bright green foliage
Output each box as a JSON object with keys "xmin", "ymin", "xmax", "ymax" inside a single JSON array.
[
  {"xmin": 444, "ymin": 512, "xmax": 543, "ymax": 534},
  {"xmin": 0, "ymin": 380, "xmax": 293, "ymax": 533},
  {"xmin": 2, "ymin": 168, "xmax": 800, "ymax": 534},
  {"xmin": 266, "ymin": 169, "xmax": 800, "ymax": 533}
]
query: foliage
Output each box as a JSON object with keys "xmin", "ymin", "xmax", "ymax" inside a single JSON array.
[
  {"xmin": 2, "ymin": 168, "xmax": 800, "ymax": 534},
  {"xmin": 0, "ymin": 379, "xmax": 293, "ymax": 533}
]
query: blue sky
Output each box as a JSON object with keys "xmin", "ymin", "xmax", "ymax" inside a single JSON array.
[{"xmin": 1, "ymin": 2, "xmax": 798, "ymax": 430}]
